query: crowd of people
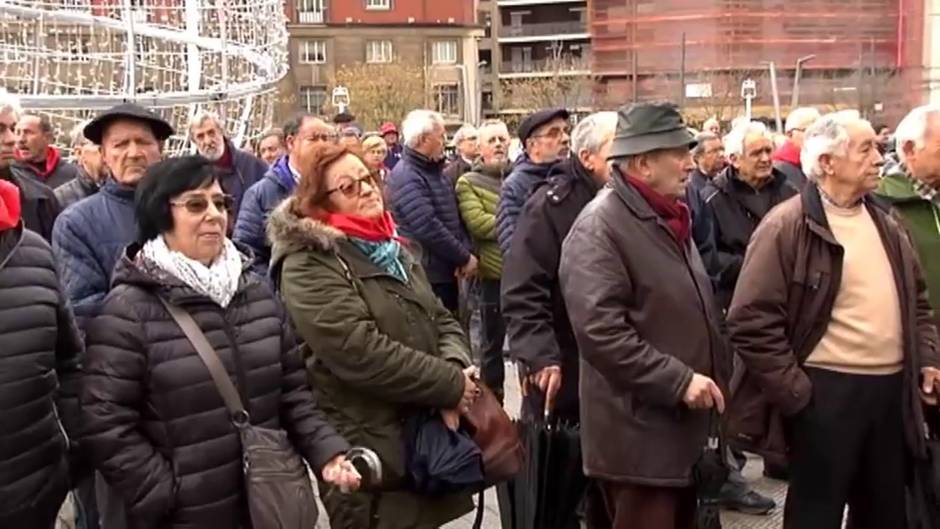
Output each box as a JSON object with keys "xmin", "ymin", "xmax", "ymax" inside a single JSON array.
[{"xmin": 0, "ymin": 84, "xmax": 939, "ymax": 529}]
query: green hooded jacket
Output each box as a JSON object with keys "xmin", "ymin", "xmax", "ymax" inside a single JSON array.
[
  {"xmin": 455, "ymin": 162, "xmax": 506, "ymax": 280},
  {"xmin": 267, "ymin": 197, "xmax": 474, "ymax": 529},
  {"xmin": 877, "ymin": 168, "xmax": 940, "ymax": 327}
]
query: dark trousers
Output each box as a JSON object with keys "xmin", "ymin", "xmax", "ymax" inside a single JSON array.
[
  {"xmin": 479, "ymin": 278, "xmax": 506, "ymax": 397},
  {"xmin": 600, "ymin": 481, "xmax": 695, "ymax": 529},
  {"xmin": 784, "ymin": 368, "xmax": 907, "ymax": 529},
  {"xmin": 431, "ymin": 280, "xmax": 459, "ymax": 315},
  {"xmin": 74, "ymin": 473, "xmax": 100, "ymax": 529}
]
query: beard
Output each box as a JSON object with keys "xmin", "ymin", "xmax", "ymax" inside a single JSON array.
[{"xmin": 200, "ymin": 142, "xmax": 224, "ymax": 162}]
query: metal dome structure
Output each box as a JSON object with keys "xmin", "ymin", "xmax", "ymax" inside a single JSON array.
[{"xmin": 0, "ymin": 0, "xmax": 289, "ymax": 152}]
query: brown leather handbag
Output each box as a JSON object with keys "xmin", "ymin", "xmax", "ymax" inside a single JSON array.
[{"xmin": 463, "ymin": 381, "xmax": 525, "ymax": 485}]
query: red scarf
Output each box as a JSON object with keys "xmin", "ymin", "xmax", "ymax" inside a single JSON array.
[
  {"xmin": 0, "ymin": 179, "xmax": 21, "ymax": 232},
  {"xmin": 622, "ymin": 173, "xmax": 691, "ymax": 244},
  {"xmin": 315, "ymin": 210, "xmax": 401, "ymax": 242},
  {"xmin": 214, "ymin": 142, "xmax": 234, "ymax": 169},
  {"xmin": 16, "ymin": 146, "xmax": 61, "ymax": 179}
]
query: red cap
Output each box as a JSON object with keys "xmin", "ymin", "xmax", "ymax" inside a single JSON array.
[{"xmin": 380, "ymin": 122, "xmax": 398, "ymax": 136}]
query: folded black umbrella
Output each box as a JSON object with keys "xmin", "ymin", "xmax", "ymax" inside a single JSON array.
[{"xmin": 693, "ymin": 414, "xmax": 728, "ymax": 529}]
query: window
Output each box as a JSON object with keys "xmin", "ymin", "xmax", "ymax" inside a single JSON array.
[
  {"xmin": 433, "ymin": 84, "xmax": 460, "ymax": 117},
  {"xmin": 365, "ymin": 0, "xmax": 391, "ymax": 10},
  {"xmin": 366, "ymin": 40, "xmax": 393, "ymax": 63},
  {"xmin": 432, "ymin": 41, "xmax": 457, "ymax": 65},
  {"xmin": 300, "ymin": 85, "xmax": 328, "ymax": 113},
  {"xmin": 297, "ymin": 0, "xmax": 326, "ymax": 23},
  {"xmin": 300, "ymin": 40, "xmax": 327, "ymax": 64}
]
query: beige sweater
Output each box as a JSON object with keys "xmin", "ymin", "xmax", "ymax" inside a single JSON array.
[{"xmin": 805, "ymin": 201, "xmax": 903, "ymax": 375}]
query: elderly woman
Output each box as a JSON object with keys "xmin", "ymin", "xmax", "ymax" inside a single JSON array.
[
  {"xmin": 362, "ymin": 134, "xmax": 389, "ymax": 182},
  {"xmin": 81, "ymin": 155, "xmax": 360, "ymax": 529},
  {"xmin": 268, "ymin": 144, "xmax": 478, "ymax": 529}
]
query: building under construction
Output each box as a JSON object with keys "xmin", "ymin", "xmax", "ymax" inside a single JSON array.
[{"xmin": 589, "ymin": 0, "xmax": 925, "ymax": 126}]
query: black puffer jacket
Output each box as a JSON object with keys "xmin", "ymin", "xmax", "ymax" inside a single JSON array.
[
  {"xmin": 0, "ymin": 224, "xmax": 82, "ymax": 515},
  {"xmin": 81, "ymin": 243, "xmax": 349, "ymax": 529}
]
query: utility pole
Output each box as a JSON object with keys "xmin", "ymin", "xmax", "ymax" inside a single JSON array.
[
  {"xmin": 767, "ymin": 61, "xmax": 783, "ymax": 132},
  {"xmin": 791, "ymin": 54, "xmax": 816, "ymax": 108}
]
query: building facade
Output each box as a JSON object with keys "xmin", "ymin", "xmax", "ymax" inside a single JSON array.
[{"xmin": 284, "ymin": 0, "xmax": 484, "ymax": 128}]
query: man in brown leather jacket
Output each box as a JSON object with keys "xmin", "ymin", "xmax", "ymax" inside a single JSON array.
[{"xmin": 727, "ymin": 110, "xmax": 940, "ymax": 529}]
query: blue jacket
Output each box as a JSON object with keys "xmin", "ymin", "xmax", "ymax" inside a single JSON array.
[
  {"xmin": 217, "ymin": 139, "xmax": 269, "ymax": 221},
  {"xmin": 384, "ymin": 143, "xmax": 403, "ymax": 170},
  {"xmin": 496, "ymin": 156, "xmax": 556, "ymax": 255},
  {"xmin": 232, "ymin": 155, "xmax": 295, "ymax": 276},
  {"xmin": 386, "ymin": 147, "xmax": 471, "ymax": 284},
  {"xmin": 52, "ymin": 180, "xmax": 137, "ymax": 325}
]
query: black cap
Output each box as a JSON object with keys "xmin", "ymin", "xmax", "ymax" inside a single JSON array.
[
  {"xmin": 333, "ymin": 111, "xmax": 356, "ymax": 125},
  {"xmin": 517, "ymin": 108, "xmax": 570, "ymax": 148},
  {"xmin": 608, "ymin": 102, "xmax": 696, "ymax": 159},
  {"xmin": 83, "ymin": 103, "xmax": 175, "ymax": 145}
]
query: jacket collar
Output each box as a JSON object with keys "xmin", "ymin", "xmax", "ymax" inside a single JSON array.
[
  {"xmin": 610, "ymin": 166, "xmax": 667, "ymax": 222},
  {"xmin": 714, "ymin": 164, "xmax": 791, "ymax": 195},
  {"xmin": 102, "ymin": 178, "xmax": 137, "ymax": 202},
  {"xmin": 403, "ymin": 147, "xmax": 445, "ymax": 171},
  {"xmin": 801, "ymin": 182, "xmax": 895, "ymax": 245}
]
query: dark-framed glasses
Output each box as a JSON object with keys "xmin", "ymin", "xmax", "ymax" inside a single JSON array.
[
  {"xmin": 327, "ymin": 174, "xmax": 375, "ymax": 198},
  {"xmin": 170, "ymin": 194, "xmax": 234, "ymax": 214}
]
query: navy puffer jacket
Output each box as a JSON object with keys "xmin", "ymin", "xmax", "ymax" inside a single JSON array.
[
  {"xmin": 385, "ymin": 147, "xmax": 472, "ymax": 284},
  {"xmin": 496, "ymin": 156, "xmax": 556, "ymax": 255},
  {"xmin": 232, "ymin": 156, "xmax": 295, "ymax": 276}
]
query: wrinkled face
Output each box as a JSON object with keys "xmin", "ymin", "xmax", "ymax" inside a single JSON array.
[
  {"xmin": 164, "ymin": 180, "xmax": 229, "ymax": 265},
  {"xmin": 363, "ymin": 143, "xmax": 388, "ymax": 170},
  {"xmin": 478, "ymin": 125, "xmax": 510, "ymax": 166},
  {"xmin": 903, "ymin": 114, "xmax": 940, "ymax": 189},
  {"xmin": 705, "ymin": 121, "xmax": 721, "ymax": 135},
  {"xmin": 288, "ymin": 117, "xmax": 337, "ymax": 158},
  {"xmin": 824, "ymin": 120, "xmax": 884, "ymax": 196},
  {"xmin": 191, "ymin": 119, "xmax": 225, "ymax": 162},
  {"xmin": 0, "ymin": 109, "xmax": 16, "ymax": 169},
  {"xmin": 15, "ymin": 115, "xmax": 50, "ymax": 163},
  {"xmin": 419, "ymin": 122, "xmax": 447, "ymax": 161},
  {"xmin": 733, "ymin": 132, "xmax": 774, "ymax": 185},
  {"xmin": 578, "ymin": 130, "xmax": 615, "ymax": 182},
  {"xmin": 627, "ymin": 147, "xmax": 695, "ymax": 199},
  {"xmin": 74, "ymin": 140, "xmax": 105, "ymax": 179},
  {"xmin": 101, "ymin": 119, "xmax": 163, "ymax": 186},
  {"xmin": 696, "ymin": 138, "xmax": 726, "ymax": 177},
  {"xmin": 526, "ymin": 117, "xmax": 570, "ymax": 164},
  {"xmin": 258, "ymin": 135, "xmax": 285, "ymax": 165},
  {"xmin": 339, "ymin": 134, "xmax": 361, "ymax": 151},
  {"xmin": 457, "ymin": 133, "xmax": 479, "ymax": 160},
  {"xmin": 324, "ymin": 153, "xmax": 384, "ymax": 219}
]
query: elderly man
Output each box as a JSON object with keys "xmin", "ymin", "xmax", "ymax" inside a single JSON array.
[
  {"xmin": 456, "ymin": 120, "xmax": 511, "ymax": 399},
  {"xmin": 703, "ymin": 117, "xmax": 721, "ymax": 136},
  {"xmin": 0, "ymin": 93, "xmax": 59, "ymax": 242},
  {"xmin": 444, "ymin": 124, "xmax": 479, "ymax": 183},
  {"xmin": 52, "ymin": 103, "xmax": 173, "ymax": 323},
  {"xmin": 386, "ymin": 109, "xmax": 476, "ymax": 312},
  {"xmin": 560, "ymin": 102, "xmax": 727, "ymax": 528},
  {"xmin": 687, "ymin": 131, "xmax": 725, "ymax": 222},
  {"xmin": 773, "ymin": 107, "xmax": 821, "ymax": 189},
  {"xmin": 496, "ymin": 108, "xmax": 570, "ymax": 255},
  {"xmin": 701, "ymin": 121, "xmax": 798, "ymax": 310},
  {"xmin": 256, "ymin": 128, "xmax": 286, "ymax": 166},
  {"xmin": 727, "ymin": 110, "xmax": 940, "ymax": 529},
  {"xmin": 13, "ymin": 112, "xmax": 79, "ymax": 190},
  {"xmin": 879, "ymin": 105, "xmax": 940, "ymax": 331},
  {"xmin": 55, "ymin": 121, "xmax": 108, "ymax": 209},
  {"xmin": 188, "ymin": 110, "xmax": 267, "ymax": 222},
  {"xmin": 233, "ymin": 113, "xmax": 337, "ymax": 275}
]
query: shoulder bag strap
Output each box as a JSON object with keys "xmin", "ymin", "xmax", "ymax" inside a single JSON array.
[{"xmin": 158, "ymin": 296, "xmax": 248, "ymax": 420}]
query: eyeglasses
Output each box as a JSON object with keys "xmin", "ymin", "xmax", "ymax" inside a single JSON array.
[
  {"xmin": 326, "ymin": 174, "xmax": 376, "ymax": 198},
  {"xmin": 170, "ymin": 194, "xmax": 234, "ymax": 214}
]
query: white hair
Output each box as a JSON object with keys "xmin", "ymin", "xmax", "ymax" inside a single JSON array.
[
  {"xmin": 785, "ymin": 107, "xmax": 821, "ymax": 133},
  {"xmin": 0, "ymin": 90, "xmax": 22, "ymax": 120},
  {"xmin": 70, "ymin": 120, "xmax": 92, "ymax": 148},
  {"xmin": 723, "ymin": 121, "xmax": 772, "ymax": 158},
  {"xmin": 188, "ymin": 110, "xmax": 224, "ymax": 136},
  {"xmin": 571, "ymin": 111, "xmax": 618, "ymax": 155},
  {"xmin": 800, "ymin": 110, "xmax": 866, "ymax": 181},
  {"xmin": 453, "ymin": 124, "xmax": 478, "ymax": 145},
  {"xmin": 401, "ymin": 109, "xmax": 444, "ymax": 148},
  {"xmin": 703, "ymin": 117, "xmax": 720, "ymax": 130},
  {"xmin": 894, "ymin": 104, "xmax": 940, "ymax": 164},
  {"xmin": 477, "ymin": 119, "xmax": 509, "ymax": 142}
]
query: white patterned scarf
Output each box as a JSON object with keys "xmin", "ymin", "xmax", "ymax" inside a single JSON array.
[{"xmin": 139, "ymin": 235, "xmax": 243, "ymax": 308}]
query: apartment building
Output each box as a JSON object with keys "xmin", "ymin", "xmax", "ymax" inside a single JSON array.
[{"xmin": 285, "ymin": 0, "xmax": 484, "ymax": 126}]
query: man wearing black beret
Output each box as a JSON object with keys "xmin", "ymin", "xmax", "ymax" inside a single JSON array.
[
  {"xmin": 496, "ymin": 107, "xmax": 569, "ymax": 255},
  {"xmin": 53, "ymin": 103, "xmax": 173, "ymax": 326}
]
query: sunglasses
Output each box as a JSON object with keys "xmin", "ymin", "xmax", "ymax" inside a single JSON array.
[
  {"xmin": 170, "ymin": 194, "xmax": 234, "ymax": 214},
  {"xmin": 327, "ymin": 174, "xmax": 376, "ymax": 198}
]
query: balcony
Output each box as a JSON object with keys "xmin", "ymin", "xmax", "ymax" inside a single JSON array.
[
  {"xmin": 498, "ymin": 21, "xmax": 589, "ymax": 42},
  {"xmin": 499, "ymin": 58, "xmax": 591, "ymax": 78},
  {"xmin": 298, "ymin": 10, "xmax": 326, "ymax": 24}
]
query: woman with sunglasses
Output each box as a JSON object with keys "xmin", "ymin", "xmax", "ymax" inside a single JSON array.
[
  {"xmin": 268, "ymin": 144, "xmax": 478, "ymax": 529},
  {"xmin": 81, "ymin": 155, "xmax": 360, "ymax": 529}
]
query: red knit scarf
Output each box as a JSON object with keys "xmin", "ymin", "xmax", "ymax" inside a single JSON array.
[
  {"xmin": 0, "ymin": 179, "xmax": 21, "ymax": 232},
  {"xmin": 314, "ymin": 210, "xmax": 401, "ymax": 242},
  {"xmin": 622, "ymin": 173, "xmax": 691, "ymax": 244}
]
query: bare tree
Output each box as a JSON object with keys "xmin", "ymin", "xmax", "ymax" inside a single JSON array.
[
  {"xmin": 499, "ymin": 54, "xmax": 596, "ymax": 114},
  {"xmin": 327, "ymin": 61, "xmax": 427, "ymax": 131}
]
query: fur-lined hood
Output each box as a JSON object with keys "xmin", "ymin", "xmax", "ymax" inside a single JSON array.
[{"xmin": 267, "ymin": 196, "xmax": 345, "ymax": 267}]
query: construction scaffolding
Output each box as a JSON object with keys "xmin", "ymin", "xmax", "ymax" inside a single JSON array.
[{"xmin": 589, "ymin": 0, "xmax": 924, "ymax": 125}]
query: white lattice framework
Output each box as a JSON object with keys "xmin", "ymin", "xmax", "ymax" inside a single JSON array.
[{"xmin": 0, "ymin": 0, "xmax": 288, "ymax": 153}]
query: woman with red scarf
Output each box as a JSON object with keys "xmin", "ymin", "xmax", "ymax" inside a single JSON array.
[{"xmin": 268, "ymin": 144, "xmax": 479, "ymax": 529}]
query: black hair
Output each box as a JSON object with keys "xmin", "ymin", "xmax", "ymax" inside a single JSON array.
[
  {"xmin": 282, "ymin": 112, "xmax": 317, "ymax": 138},
  {"xmin": 135, "ymin": 155, "xmax": 219, "ymax": 243}
]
